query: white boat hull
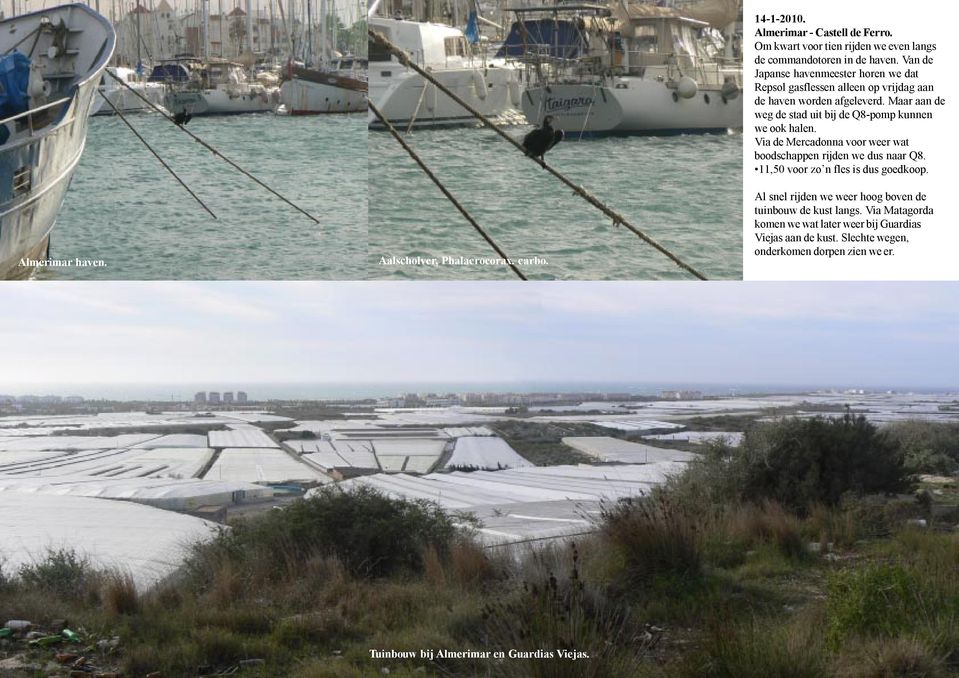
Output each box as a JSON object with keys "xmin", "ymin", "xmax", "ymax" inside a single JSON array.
[
  {"xmin": 369, "ymin": 65, "xmax": 521, "ymax": 128},
  {"xmin": 166, "ymin": 86, "xmax": 279, "ymax": 116},
  {"xmin": 280, "ymin": 77, "xmax": 365, "ymax": 114},
  {"xmin": 92, "ymin": 82, "xmax": 166, "ymax": 115},
  {"xmin": 521, "ymin": 79, "xmax": 742, "ymax": 134},
  {"xmin": 0, "ymin": 4, "xmax": 115, "ymax": 279}
]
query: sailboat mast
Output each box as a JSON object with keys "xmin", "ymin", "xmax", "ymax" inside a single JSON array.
[
  {"xmin": 319, "ymin": 0, "xmax": 326, "ymax": 63},
  {"xmin": 202, "ymin": 0, "xmax": 210, "ymax": 59},
  {"xmin": 277, "ymin": 0, "xmax": 292, "ymax": 57},
  {"xmin": 330, "ymin": 0, "xmax": 336, "ymax": 58},
  {"xmin": 305, "ymin": 0, "xmax": 312, "ymax": 65},
  {"xmin": 269, "ymin": 0, "xmax": 275, "ymax": 56},
  {"xmin": 246, "ymin": 0, "xmax": 254, "ymax": 65},
  {"xmin": 136, "ymin": 1, "xmax": 142, "ymax": 67}
]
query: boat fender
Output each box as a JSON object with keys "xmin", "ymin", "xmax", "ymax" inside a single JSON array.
[
  {"xmin": 677, "ymin": 76, "xmax": 698, "ymax": 99},
  {"xmin": 472, "ymin": 70, "xmax": 487, "ymax": 100},
  {"xmin": 721, "ymin": 78, "xmax": 740, "ymax": 100},
  {"xmin": 704, "ymin": 93, "xmax": 710, "ymax": 104},
  {"xmin": 508, "ymin": 80, "xmax": 521, "ymax": 107},
  {"xmin": 600, "ymin": 88, "xmax": 607, "ymax": 103}
]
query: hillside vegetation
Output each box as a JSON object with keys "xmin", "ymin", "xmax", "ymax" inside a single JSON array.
[{"xmin": 2, "ymin": 416, "xmax": 958, "ymax": 677}]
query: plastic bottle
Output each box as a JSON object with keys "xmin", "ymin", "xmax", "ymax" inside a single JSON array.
[{"xmin": 3, "ymin": 620, "xmax": 31, "ymax": 631}]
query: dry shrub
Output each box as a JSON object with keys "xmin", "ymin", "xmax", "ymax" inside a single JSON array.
[
  {"xmin": 101, "ymin": 571, "xmax": 139, "ymax": 616},
  {"xmin": 687, "ymin": 614, "xmax": 828, "ymax": 678},
  {"xmin": 836, "ymin": 637, "xmax": 948, "ymax": 678},
  {"xmin": 421, "ymin": 544, "xmax": 446, "ymax": 587},
  {"xmin": 601, "ymin": 495, "xmax": 703, "ymax": 584},
  {"xmin": 806, "ymin": 503, "xmax": 861, "ymax": 550},
  {"xmin": 724, "ymin": 501, "xmax": 809, "ymax": 561},
  {"xmin": 205, "ymin": 557, "xmax": 244, "ymax": 608},
  {"xmin": 449, "ymin": 540, "xmax": 497, "ymax": 587},
  {"xmin": 482, "ymin": 543, "xmax": 648, "ymax": 678}
]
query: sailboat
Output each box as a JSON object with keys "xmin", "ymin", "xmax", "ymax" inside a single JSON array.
[
  {"xmin": 160, "ymin": 0, "xmax": 279, "ymax": 116},
  {"xmin": 509, "ymin": 3, "xmax": 743, "ymax": 134},
  {"xmin": 279, "ymin": 0, "xmax": 366, "ymax": 114},
  {"xmin": 0, "ymin": 4, "xmax": 115, "ymax": 279},
  {"xmin": 160, "ymin": 57, "xmax": 280, "ymax": 115}
]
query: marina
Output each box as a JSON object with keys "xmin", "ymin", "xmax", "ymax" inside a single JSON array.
[
  {"xmin": 367, "ymin": 0, "xmax": 744, "ymax": 279},
  {"xmin": 0, "ymin": 0, "xmax": 367, "ymax": 280},
  {"xmin": 0, "ymin": 0, "xmax": 745, "ymax": 281}
]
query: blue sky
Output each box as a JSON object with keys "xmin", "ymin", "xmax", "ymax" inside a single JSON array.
[{"xmin": 0, "ymin": 282, "xmax": 956, "ymax": 391}]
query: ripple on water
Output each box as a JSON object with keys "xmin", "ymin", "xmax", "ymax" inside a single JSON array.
[
  {"xmin": 43, "ymin": 113, "xmax": 367, "ymax": 280},
  {"xmin": 369, "ymin": 127, "xmax": 742, "ymax": 280}
]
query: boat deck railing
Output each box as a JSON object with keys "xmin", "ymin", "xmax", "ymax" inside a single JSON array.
[
  {"xmin": 0, "ymin": 97, "xmax": 73, "ymax": 145},
  {"xmin": 620, "ymin": 51, "xmax": 740, "ymax": 85}
]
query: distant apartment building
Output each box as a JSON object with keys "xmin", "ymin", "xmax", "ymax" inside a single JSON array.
[
  {"xmin": 194, "ymin": 391, "xmax": 207, "ymax": 403},
  {"xmin": 660, "ymin": 390, "xmax": 704, "ymax": 401},
  {"xmin": 64, "ymin": 396, "xmax": 85, "ymax": 404},
  {"xmin": 208, "ymin": 392, "xmax": 221, "ymax": 404},
  {"xmin": 223, "ymin": 392, "xmax": 234, "ymax": 404},
  {"xmin": 237, "ymin": 391, "xmax": 248, "ymax": 403}
]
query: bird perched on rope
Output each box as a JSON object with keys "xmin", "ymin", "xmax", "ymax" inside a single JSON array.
[
  {"xmin": 522, "ymin": 115, "xmax": 564, "ymax": 167},
  {"xmin": 173, "ymin": 109, "xmax": 192, "ymax": 126}
]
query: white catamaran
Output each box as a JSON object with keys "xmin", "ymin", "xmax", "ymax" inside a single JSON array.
[
  {"xmin": 91, "ymin": 66, "xmax": 166, "ymax": 115},
  {"xmin": 0, "ymin": 4, "xmax": 115, "ymax": 279},
  {"xmin": 369, "ymin": 16, "xmax": 522, "ymax": 128}
]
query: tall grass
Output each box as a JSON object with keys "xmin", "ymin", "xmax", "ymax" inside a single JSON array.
[
  {"xmin": 601, "ymin": 495, "xmax": 703, "ymax": 586},
  {"xmin": 481, "ymin": 543, "xmax": 650, "ymax": 678}
]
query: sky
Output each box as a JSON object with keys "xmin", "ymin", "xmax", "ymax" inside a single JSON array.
[{"xmin": 0, "ymin": 281, "xmax": 956, "ymax": 394}]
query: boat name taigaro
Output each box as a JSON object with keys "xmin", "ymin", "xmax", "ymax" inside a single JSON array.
[{"xmin": 545, "ymin": 96, "xmax": 595, "ymax": 114}]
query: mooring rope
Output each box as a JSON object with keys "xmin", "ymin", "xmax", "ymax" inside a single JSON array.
[
  {"xmin": 369, "ymin": 100, "xmax": 527, "ymax": 281},
  {"xmin": 369, "ymin": 29, "xmax": 709, "ymax": 281},
  {"xmin": 99, "ymin": 94, "xmax": 218, "ymax": 219},
  {"xmin": 103, "ymin": 69, "xmax": 321, "ymax": 226}
]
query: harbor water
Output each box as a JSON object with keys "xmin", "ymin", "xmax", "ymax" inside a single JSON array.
[
  {"xmin": 369, "ymin": 128, "xmax": 743, "ymax": 280},
  {"xmin": 42, "ymin": 113, "xmax": 367, "ymax": 280}
]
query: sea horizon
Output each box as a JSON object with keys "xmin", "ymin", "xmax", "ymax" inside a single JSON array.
[{"xmin": 1, "ymin": 381, "xmax": 955, "ymax": 402}]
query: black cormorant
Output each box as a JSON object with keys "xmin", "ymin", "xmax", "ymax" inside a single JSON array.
[{"xmin": 522, "ymin": 115, "xmax": 564, "ymax": 166}]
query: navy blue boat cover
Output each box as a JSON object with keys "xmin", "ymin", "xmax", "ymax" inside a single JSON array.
[
  {"xmin": 495, "ymin": 19, "xmax": 588, "ymax": 59},
  {"xmin": 148, "ymin": 63, "xmax": 192, "ymax": 82}
]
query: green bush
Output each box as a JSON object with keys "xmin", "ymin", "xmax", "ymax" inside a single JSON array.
[
  {"xmin": 684, "ymin": 618, "xmax": 828, "ymax": 678},
  {"xmin": 17, "ymin": 548, "xmax": 95, "ymax": 599},
  {"xmin": 739, "ymin": 415, "xmax": 911, "ymax": 512},
  {"xmin": 188, "ymin": 486, "xmax": 467, "ymax": 581},
  {"xmin": 883, "ymin": 420, "xmax": 959, "ymax": 475},
  {"xmin": 826, "ymin": 564, "xmax": 924, "ymax": 647},
  {"xmin": 668, "ymin": 415, "xmax": 911, "ymax": 516}
]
